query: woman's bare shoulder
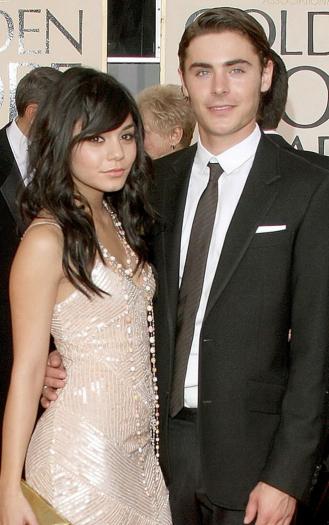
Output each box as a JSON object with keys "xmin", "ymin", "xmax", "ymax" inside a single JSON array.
[{"xmin": 17, "ymin": 215, "xmax": 63, "ymax": 267}]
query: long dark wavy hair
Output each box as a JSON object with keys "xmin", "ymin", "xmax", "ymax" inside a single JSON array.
[{"xmin": 22, "ymin": 67, "xmax": 154, "ymax": 297}]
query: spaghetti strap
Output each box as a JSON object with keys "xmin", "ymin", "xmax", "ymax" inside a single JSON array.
[{"xmin": 23, "ymin": 220, "xmax": 62, "ymax": 236}]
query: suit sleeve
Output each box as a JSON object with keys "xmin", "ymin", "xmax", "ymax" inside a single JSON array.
[{"xmin": 260, "ymin": 174, "xmax": 329, "ymax": 501}]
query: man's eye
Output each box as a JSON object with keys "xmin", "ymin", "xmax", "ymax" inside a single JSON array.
[
  {"xmin": 231, "ymin": 68, "xmax": 244, "ymax": 74},
  {"xmin": 196, "ymin": 70, "xmax": 209, "ymax": 77}
]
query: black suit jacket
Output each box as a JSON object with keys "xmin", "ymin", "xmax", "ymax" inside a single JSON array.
[
  {"xmin": 152, "ymin": 134, "xmax": 329, "ymax": 509},
  {"xmin": 0, "ymin": 124, "xmax": 25, "ymax": 457}
]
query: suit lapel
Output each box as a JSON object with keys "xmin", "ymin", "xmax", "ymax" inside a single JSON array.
[
  {"xmin": 0, "ymin": 126, "xmax": 25, "ymax": 235},
  {"xmin": 160, "ymin": 145, "xmax": 197, "ymax": 341},
  {"xmin": 205, "ymin": 135, "xmax": 281, "ymax": 317},
  {"xmin": 0, "ymin": 166, "xmax": 25, "ymax": 235}
]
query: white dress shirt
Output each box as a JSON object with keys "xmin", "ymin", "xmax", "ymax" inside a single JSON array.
[
  {"xmin": 6, "ymin": 119, "xmax": 29, "ymax": 184},
  {"xmin": 181, "ymin": 125, "xmax": 261, "ymax": 407}
]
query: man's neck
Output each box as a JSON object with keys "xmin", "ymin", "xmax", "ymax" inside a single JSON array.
[
  {"xmin": 199, "ymin": 122, "xmax": 257, "ymax": 156},
  {"xmin": 15, "ymin": 116, "xmax": 30, "ymax": 138}
]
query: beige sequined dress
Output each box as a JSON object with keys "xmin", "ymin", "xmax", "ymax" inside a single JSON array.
[{"xmin": 25, "ymin": 226, "xmax": 172, "ymax": 525}]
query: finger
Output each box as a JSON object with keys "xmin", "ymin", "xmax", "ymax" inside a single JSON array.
[
  {"xmin": 28, "ymin": 510, "xmax": 40, "ymax": 525},
  {"xmin": 47, "ymin": 350, "xmax": 63, "ymax": 368},
  {"xmin": 40, "ymin": 387, "xmax": 58, "ymax": 406},
  {"xmin": 46, "ymin": 384, "xmax": 59, "ymax": 396},
  {"xmin": 45, "ymin": 365, "xmax": 66, "ymax": 381},
  {"xmin": 254, "ymin": 512, "xmax": 270, "ymax": 525},
  {"xmin": 29, "ymin": 516, "xmax": 40, "ymax": 525},
  {"xmin": 282, "ymin": 514, "xmax": 295, "ymax": 525},
  {"xmin": 45, "ymin": 376, "xmax": 66, "ymax": 389},
  {"xmin": 244, "ymin": 498, "xmax": 258, "ymax": 524},
  {"xmin": 44, "ymin": 376, "xmax": 64, "ymax": 390},
  {"xmin": 40, "ymin": 397, "xmax": 50, "ymax": 409}
]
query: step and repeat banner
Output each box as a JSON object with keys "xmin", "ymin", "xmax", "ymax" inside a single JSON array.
[
  {"xmin": 161, "ymin": 0, "xmax": 329, "ymax": 154},
  {"xmin": 0, "ymin": 0, "xmax": 107, "ymax": 125}
]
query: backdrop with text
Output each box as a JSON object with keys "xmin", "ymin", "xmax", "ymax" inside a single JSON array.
[{"xmin": 0, "ymin": 0, "xmax": 107, "ymax": 125}]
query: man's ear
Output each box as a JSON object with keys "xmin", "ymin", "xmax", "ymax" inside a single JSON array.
[
  {"xmin": 178, "ymin": 68, "xmax": 189, "ymax": 98},
  {"xmin": 261, "ymin": 59, "xmax": 274, "ymax": 93},
  {"xmin": 25, "ymin": 103, "xmax": 38, "ymax": 125}
]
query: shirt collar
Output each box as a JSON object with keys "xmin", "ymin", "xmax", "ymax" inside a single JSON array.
[
  {"xmin": 195, "ymin": 124, "xmax": 261, "ymax": 175},
  {"xmin": 7, "ymin": 118, "xmax": 28, "ymax": 161}
]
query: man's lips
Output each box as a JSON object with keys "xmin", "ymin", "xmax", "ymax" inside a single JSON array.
[{"xmin": 208, "ymin": 104, "xmax": 234, "ymax": 112}]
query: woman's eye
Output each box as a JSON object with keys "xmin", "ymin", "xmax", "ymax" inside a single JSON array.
[
  {"xmin": 88, "ymin": 135, "xmax": 104, "ymax": 143},
  {"xmin": 121, "ymin": 133, "xmax": 135, "ymax": 142}
]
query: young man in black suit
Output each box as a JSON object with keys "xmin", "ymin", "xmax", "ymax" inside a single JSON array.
[
  {"xmin": 150, "ymin": 8, "xmax": 329, "ymax": 525},
  {"xmin": 43, "ymin": 8, "xmax": 329, "ymax": 525},
  {"xmin": 0, "ymin": 66, "xmax": 61, "ymax": 463}
]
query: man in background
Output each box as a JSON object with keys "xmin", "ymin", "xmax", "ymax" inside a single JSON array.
[
  {"xmin": 0, "ymin": 66, "xmax": 62, "ymax": 463},
  {"xmin": 137, "ymin": 84, "xmax": 195, "ymax": 159}
]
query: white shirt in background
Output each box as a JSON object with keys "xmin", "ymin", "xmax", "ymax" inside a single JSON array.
[{"xmin": 6, "ymin": 119, "xmax": 29, "ymax": 185}]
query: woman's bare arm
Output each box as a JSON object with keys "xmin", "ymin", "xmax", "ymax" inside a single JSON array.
[{"xmin": 0, "ymin": 223, "xmax": 63, "ymax": 521}]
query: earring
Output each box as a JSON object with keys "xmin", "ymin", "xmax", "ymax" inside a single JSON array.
[
  {"xmin": 171, "ymin": 144, "xmax": 176, "ymax": 151},
  {"xmin": 180, "ymin": 85, "xmax": 189, "ymax": 102}
]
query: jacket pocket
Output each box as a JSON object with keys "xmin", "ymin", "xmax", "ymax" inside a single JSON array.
[
  {"xmin": 249, "ymin": 230, "xmax": 290, "ymax": 248},
  {"xmin": 247, "ymin": 380, "xmax": 285, "ymax": 414}
]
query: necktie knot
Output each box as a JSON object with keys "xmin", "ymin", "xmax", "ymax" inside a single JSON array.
[{"xmin": 207, "ymin": 161, "xmax": 224, "ymax": 183}]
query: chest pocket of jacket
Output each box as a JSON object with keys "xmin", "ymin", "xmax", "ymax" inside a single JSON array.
[{"xmin": 249, "ymin": 230, "xmax": 291, "ymax": 248}]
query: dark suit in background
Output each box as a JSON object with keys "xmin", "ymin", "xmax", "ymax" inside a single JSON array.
[
  {"xmin": 266, "ymin": 133, "xmax": 329, "ymax": 170},
  {"xmin": 0, "ymin": 124, "xmax": 25, "ymax": 459}
]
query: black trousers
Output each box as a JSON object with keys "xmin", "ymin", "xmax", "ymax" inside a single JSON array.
[
  {"xmin": 167, "ymin": 408, "xmax": 252, "ymax": 525},
  {"xmin": 166, "ymin": 409, "xmax": 310, "ymax": 525}
]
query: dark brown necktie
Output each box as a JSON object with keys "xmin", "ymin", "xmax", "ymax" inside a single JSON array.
[{"xmin": 170, "ymin": 162, "xmax": 224, "ymax": 417}]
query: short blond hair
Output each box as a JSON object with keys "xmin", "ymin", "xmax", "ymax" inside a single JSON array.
[{"xmin": 137, "ymin": 84, "xmax": 195, "ymax": 149}]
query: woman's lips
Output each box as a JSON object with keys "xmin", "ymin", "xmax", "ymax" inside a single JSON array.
[{"xmin": 103, "ymin": 168, "xmax": 125, "ymax": 177}]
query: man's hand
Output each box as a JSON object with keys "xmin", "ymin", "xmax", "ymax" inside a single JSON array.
[
  {"xmin": 244, "ymin": 482, "xmax": 296, "ymax": 525},
  {"xmin": 40, "ymin": 350, "xmax": 66, "ymax": 408}
]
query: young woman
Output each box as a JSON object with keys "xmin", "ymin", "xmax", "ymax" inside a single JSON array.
[{"xmin": 0, "ymin": 67, "xmax": 172, "ymax": 525}]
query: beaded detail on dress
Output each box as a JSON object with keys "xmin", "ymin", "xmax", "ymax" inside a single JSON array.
[{"xmin": 25, "ymin": 209, "xmax": 171, "ymax": 525}]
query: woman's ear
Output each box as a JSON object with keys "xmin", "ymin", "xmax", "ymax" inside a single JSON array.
[{"xmin": 169, "ymin": 126, "xmax": 183, "ymax": 149}]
